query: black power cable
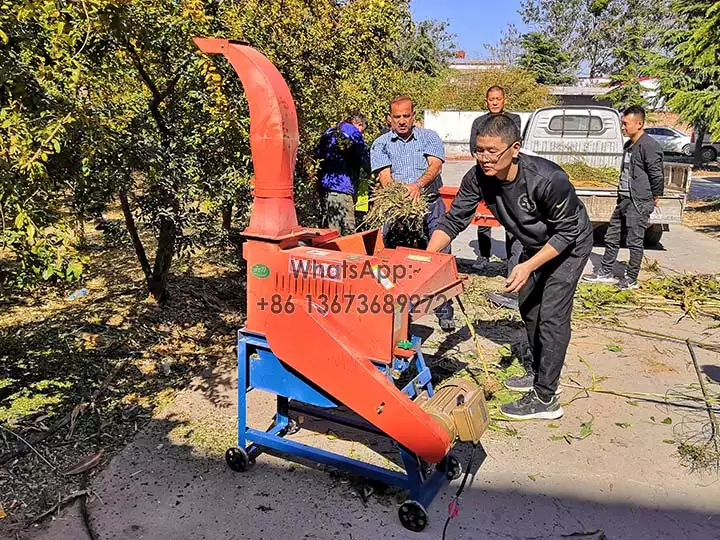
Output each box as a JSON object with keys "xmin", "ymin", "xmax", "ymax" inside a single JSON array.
[{"xmin": 441, "ymin": 442, "xmax": 479, "ymax": 540}]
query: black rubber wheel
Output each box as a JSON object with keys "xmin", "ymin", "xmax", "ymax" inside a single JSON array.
[
  {"xmin": 225, "ymin": 447, "xmax": 254, "ymax": 472},
  {"xmin": 681, "ymin": 144, "xmax": 693, "ymax": 156},
  {"xmin": 398, "ymin": 500, "xmax": 429, "ymax": 532},
  {"xmin": 701, "ymin": 146, "xmax": 717, "ymax": 163},
  {"xmin": 444, "ymin": 454, "xmax": 463, "ymax": 481}
]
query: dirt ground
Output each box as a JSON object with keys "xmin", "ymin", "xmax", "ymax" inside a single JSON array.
[
  {"xmin": 684, "ymin": 176, "xmax": 720, "ymax": 239},
  {"xmin": 2, "ymin": 165, "xmax": 720, "ymax": 540}
]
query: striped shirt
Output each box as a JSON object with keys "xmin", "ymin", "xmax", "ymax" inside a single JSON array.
[{"xmin": 370, "ymin": 127, "xmax": 445, "ymax": 196}]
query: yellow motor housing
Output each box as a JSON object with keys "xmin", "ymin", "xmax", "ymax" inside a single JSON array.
[{"xmin": 417, "ymin": 378, "xmax": 489, "ymax": 444}]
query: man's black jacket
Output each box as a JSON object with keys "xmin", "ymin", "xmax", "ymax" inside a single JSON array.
[
  {"xmin": 623, "ymin": 132, "xmax": 665, "ymax": 203},
  {"xmin": 469, "ymin": 112, "xmax": 522, "ymax": 155},
  {"xmin": 436, "ymin": 154, "xmax": 592, "ymax": 255}
]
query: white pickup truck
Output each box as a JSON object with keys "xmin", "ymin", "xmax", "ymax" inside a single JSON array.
[{"xmin": 522, "ymin": 106, "xmax": 692, "ymax": 246}]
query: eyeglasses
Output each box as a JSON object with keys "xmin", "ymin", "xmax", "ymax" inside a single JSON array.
[{"xmin": 474, "ymin": 143, "xmax": 517, "ymax": 163}]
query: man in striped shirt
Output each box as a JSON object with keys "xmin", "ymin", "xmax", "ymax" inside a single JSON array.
[{"xmin": 370, "ymin": 96, "xmax": 455, "ymax": 332}]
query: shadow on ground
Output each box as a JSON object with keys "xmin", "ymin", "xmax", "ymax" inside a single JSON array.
[
  {"xmin": 0, "ymin": 245, "xmax": 245, "ymax": 524},
  {"xmin": 14, "ymin": 413, "xmax": 720, "ymax": 540}
]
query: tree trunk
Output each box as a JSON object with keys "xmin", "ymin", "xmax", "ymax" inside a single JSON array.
[
  {"xmin": 74, "ymin": 214, "xmax": 86, "ymax": 247},
  {"xmin": 694, "ymin": 122, "xmax": 707, "ymax": 166},
  {"xmin": 148, "ymin": 216, "xmax": 176, "ymax": 305},
  {"xmin": 221, "ymin": 203, "xmax": 233, "ymax": 230},
  {"xmin": 119, "ymin": 189, "xmax": 152, "ymax": 286}
]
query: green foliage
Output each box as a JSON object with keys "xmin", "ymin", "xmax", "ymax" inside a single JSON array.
[
  {"xmin": 396, "ymin": 19, "xmax": 455, "ymax": 77},
  {"xmin": 560, "ymin": 162, "xmax": 619, "ymax": 188},
  {"xmin": 657, "ymin": 1, "xmax": 720, "ymax": 141},
  {"xmin": 1, "ymin": 0, "xmax": 446, "ymax": 298},
  {"xmin": 518, "ymin": 32, "xmax": 576, "ymax": 85},
  {"xmin": 604, "ymin": 29, "xmax": 652, "ymax": 110},
  {"xmin": 425, "ymin": 68, "xmax": 554, "ymax": 111},
  {"xmin": 519, "ymin": 0, "xmax": 671, "ymax": 78},
  {"xmin": 519, "ymin": 0, "xmax": 622, "ymax": 76},
  {"xmin": 603, "ymin": 1, "xmax": 674, "ymax": 110},
  {"xmin": 574, "ymin": 283, "xmax": 637, "ymax": 318},
  {"xmin": 2, "ymin": 208, "xmax": 86, "ymax": 288},
  {"xmin": 0, "ymin": 0, "xmax": 97, "ymax": 286}
]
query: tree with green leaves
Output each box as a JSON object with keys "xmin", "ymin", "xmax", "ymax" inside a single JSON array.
[
  {"xmin": 657, "ymin": 0, "xmax": 720, "ymax": 162},
  {"xmin": 518, "ymin": 32, "xmax": 576, "ymax": 85},
  {"xmin": 517, "ymin": 0, "xmax": 680, "ymax": 79},
  {"xmin": 0, "ymin": 1, "xmax": 101, "ymax": 287},
  {"xmin": 603, "ymin": 1, "xmax": 674, "ymax": 110},
  {"xmin": 425, "ymin": 68, "xmax": 554, "ymax": 111},
  {"xmin": 519, "ymin": 0, "xmax": 625, "ymax": 77},
  {"xmin": 396, "ymin": 19, "xmax": 455, "ymax": 77},
  {"xmin": 1, "ymin": 0, "xmax": 448, "ymax": 301}
]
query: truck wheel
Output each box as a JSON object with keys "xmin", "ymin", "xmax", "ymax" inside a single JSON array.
[
  {"xmin": 644, "ymin": 225, "xmax": 664, "ymax": 247},
  {"xmin": 701, "ymin": 146, "xmax": 717, "ymax": 162},
  {"xmin": 681, "ymin": 144, "xmax": 692, "ymax": 156}
]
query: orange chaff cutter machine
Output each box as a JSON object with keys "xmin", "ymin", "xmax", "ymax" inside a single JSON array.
[{"xmin": 194, "ymin": 38, "xmax": 490, "ymax": 532}]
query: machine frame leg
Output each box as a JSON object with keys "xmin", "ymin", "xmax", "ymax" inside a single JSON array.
[{"xmin": 230, "ymin": 329, "xmax": 460, "ymax": 528}]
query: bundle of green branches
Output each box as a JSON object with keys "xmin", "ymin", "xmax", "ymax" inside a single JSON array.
[
  {"xmin": 361, "ymin": 182, "xmax": 429, "ymax": 233},
  {"xmin": 574, "ymin": 274, "xmax": 720, "ymax": 321},
  {"xmin": 574, "ymin": 283, "xmax": 638, "ymax": 320},
  {"xmin": 560, "ymin": 162, "xmax": 619, "ymax": 188},
  {"xmin": 642, "ymin": 274, "xmax": 720, "ymax": 319}
]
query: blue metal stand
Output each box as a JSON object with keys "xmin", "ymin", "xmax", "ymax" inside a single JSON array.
[{"xmin": 230, "ymin": 329, "xmax": 457, "ymax": 526}]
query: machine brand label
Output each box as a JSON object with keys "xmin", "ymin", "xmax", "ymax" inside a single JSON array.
[{"xmin": 251, "ymin": 264, "xmax": 271, "ymax": 279}]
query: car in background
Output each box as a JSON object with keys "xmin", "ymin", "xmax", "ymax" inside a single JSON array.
[
  {"xmin": 690, "ymin": 132, "xmax": 720, "ymax": 162},
  {"xmin": 645, "ymin": 126, "xmax": 692, "ymax": 156}
]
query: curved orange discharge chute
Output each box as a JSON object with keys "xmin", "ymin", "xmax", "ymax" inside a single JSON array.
[
  {"xmin": 193, "ymin": 38, "xmax": 298, "ymax": 237},
  {"xmin": 194, "ymin": 38, "xmax": 454, "ymax": 463}
]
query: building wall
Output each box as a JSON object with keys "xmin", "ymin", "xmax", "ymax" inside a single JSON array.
[
  {"xmin": 423, "ymin": 110, "xmax": 534, "ymax": 159},
  {"xmin": 553, "ymin": 94, "xmax": 613, "ymax": 108},
  {"xmin": 647, "ymin": 111, "xmax": 690, "ymax": 133}
]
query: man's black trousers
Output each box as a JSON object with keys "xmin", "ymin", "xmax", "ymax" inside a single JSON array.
[
  {"xmin": 518, "ymin": 234, "xmax": 593, "ymax": 400},
  {"xmin": 477, "ymin": 226, "xmax": 492, "ymax": 258},
  {"xmin": 600, "ymin": 196, "xmax": 654, "ymax": 281},
  {"xmin": 477, "ymin": 227, "xmax": 523, "ymax": 274}
]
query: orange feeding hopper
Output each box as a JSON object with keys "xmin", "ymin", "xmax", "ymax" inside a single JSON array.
[
  {"xmin": 439, "ymin": 186, "xmax": 501, "ymax": 228},
  {"xmin": 194, "ymin": 38, "xmax": 488, "ymax": 532}
]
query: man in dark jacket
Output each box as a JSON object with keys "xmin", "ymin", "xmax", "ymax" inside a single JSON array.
[
  {"xmin": 470, "ymin": 86, "xmax": 523, "ymax": 275},
  {"xmin": 427, "ymin": 115, "xmax": 593, "ymax": 420},
  {"xmin": 583, "ymin": 105, "xmax": 664, "ymax": 290}
]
